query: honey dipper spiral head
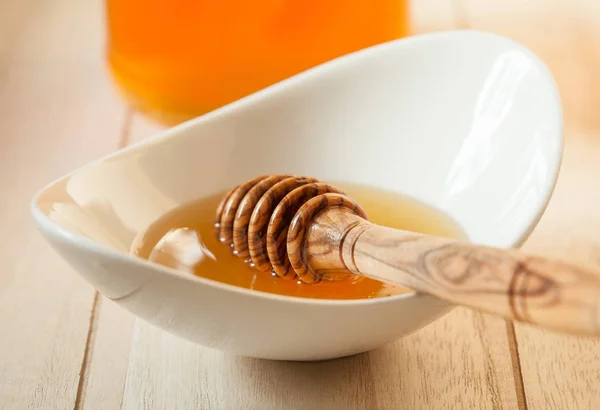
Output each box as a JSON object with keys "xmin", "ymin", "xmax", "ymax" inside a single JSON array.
[{"xmin": 215, "ymin": 175, "xmax": 367, "ymax": 283}]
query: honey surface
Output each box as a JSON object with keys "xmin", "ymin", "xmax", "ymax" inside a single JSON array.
[{"xmin": 133, "ymin": 183, "xmax": 467, "ymax": 300}]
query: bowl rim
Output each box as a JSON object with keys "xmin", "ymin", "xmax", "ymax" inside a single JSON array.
[{"xmin": 30, "ymin": 28, "xmax": 564, "ymax": 307}]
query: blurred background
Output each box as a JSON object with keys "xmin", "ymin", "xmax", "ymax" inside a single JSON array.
[
  {"xmin": 3, "ymin": 0, "xmax": 596, "ymax": 131},
  {"xmin": 106, "ymin": 0, "xmax": 410, "ymax": 123},
  {"xmin": 2, "ymin": 1, "xmax": 600, "ymax": 409},
  {"xmin": 106, "ymin": 0, "xmax": 410, "ymax": 124}
]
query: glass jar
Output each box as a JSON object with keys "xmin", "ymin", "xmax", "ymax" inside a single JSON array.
[{"xmin": 106, "ymin": 0, "xmax": 410, "ymax": 125}]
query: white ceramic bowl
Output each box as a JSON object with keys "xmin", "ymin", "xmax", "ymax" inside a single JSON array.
[{"xmin": 31, "ymin": 30, "xmax": 562, "ymax": 361}]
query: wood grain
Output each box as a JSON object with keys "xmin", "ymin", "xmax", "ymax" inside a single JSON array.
[
  {"xmin": 267, "ymin": 182, "xmax": 344, "ymax": 278},
  {"xmin": 81, "ymin": 297, "xmax": 134, "ymax": 410},
  {"xmin": 289, "ymin": 200, "xmax": 600, "ymax": 336},
  {"xmin": 219, "ymin": 174, "xmax": 350, "ymax": 279},
  {"xmin": 0, "ymin": 0, "xmax": 127, "ymax": 408},
  {"xmin": 217, "ymin": 174, "xmax": 270, "ymax": 246},
  {"xmin": 232, "ymin": 174, "xmax": 290, "ymax": 259},
  {"xmin": 369, "ymin": 308, "xmax": 519, "ymax": 409},
  {"xmin": 247, "ymin": 176, "xmax": 317, "ymax": 274},
  {"xmin": 287, "ymin": 192, "xmax": 368, "ymax": 283}
]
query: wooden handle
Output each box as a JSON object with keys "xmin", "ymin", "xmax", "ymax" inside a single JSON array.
[
  {"xmin": 218, "ymin": 177, "xmax": 600, "ymax": 337},
  {"xmin": 290, "ymin": 198, "xmax": 600, "ymax": 336}
]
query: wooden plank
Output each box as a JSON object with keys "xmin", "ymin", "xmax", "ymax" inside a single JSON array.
[
  {"xmin": 103, "ymin": 304, "xmax": 518, "ymax": 409},
  {"xmin": 0, "ymin": 0, "xmax": 128, "ymax": 408},
  {"xmin": 463, "ymin": 0, "xmax": 600, "ymax": 408},
  {"xmin": 515, "ymin": 135, "xmax": 600, "ymax": 409},
  {"xmin": 368, "ymin": 309, "xmax": 518, "ymax": 409},
  {"xmin": 83, "ymin": 2, "xmax": 519, "ymax": 408}
]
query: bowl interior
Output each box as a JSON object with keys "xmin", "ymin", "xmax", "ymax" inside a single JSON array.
[{"xmin": 34, "ymin": 30, "xmax": 562, "ymax": 263}]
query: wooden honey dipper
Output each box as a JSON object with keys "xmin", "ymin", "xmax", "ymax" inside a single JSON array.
[{"xmin": 215, "ymin": 174, "xmax": 600, "ymax": 336}]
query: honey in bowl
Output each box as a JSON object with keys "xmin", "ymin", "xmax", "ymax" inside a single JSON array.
[{"xmin": 132, "ymin": 183, "xmax": 467, "ymax": 300}]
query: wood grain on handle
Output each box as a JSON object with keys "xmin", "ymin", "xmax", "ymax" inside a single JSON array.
[{"xmin": 292, "ymin": 199, "xmax": 600, "ymax": 337}]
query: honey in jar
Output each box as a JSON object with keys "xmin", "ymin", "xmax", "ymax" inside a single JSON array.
[
  {"xmin": 132, "ymin": 183, "xmax": 467, "ymax": 300},
  {"xmin": 105, "ymin": 0, "xmax": 410, "ymax": 124}
]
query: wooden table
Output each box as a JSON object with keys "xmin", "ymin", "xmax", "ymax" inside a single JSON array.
[{"xmin": 2, "ymin": 0, "xmax": 600, "ymax": 408}]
